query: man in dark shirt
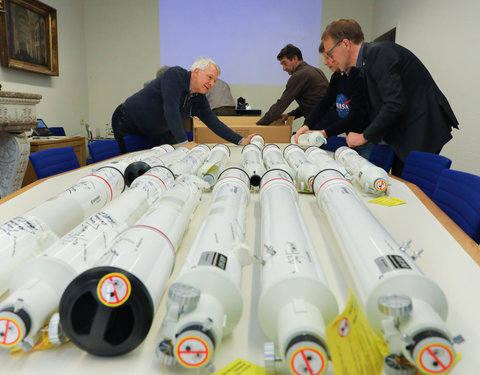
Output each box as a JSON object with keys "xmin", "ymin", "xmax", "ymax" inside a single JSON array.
[
  {"xmin": 112, "ymin": 58, "xmax": 255, "ymax": 153},
  {"xmin": 295, "ymin": 42, "xmax": 372, "ymax": 158},
  {"xmin": 318, "ymin": 19, "xmax": 458, "ymax": 176},
  {"xmin": 256, "ymin": 44, "xmax": 328, "ymax": 125}
]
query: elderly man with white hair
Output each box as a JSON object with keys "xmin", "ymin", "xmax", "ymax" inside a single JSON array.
[{"xmin": 112, "ymin": 57, "xmax": 255, "ymax": 153}]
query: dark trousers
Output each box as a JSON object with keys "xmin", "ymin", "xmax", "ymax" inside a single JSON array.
[{"xmin": 112, "ymin": 104, "xmax": 171, "ymax": 154}]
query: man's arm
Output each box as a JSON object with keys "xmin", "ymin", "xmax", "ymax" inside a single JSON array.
[
  {"xmin": 362, "ymin": 45, "xmax": 407, "ymax": 143},
  {"xmin": 195, "ymin": 96, "xmax": 243, "ymax": 144},
  {"xmin": 160, "ymin": 71, "xmax": 189, "ymax": 143},
  {"xmin": 256, "ymin": 74, "xmax": 305, "ymax": 125}
]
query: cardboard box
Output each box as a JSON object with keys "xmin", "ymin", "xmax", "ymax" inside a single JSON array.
[{"xmin": 193, "ymin": 116, "xmax": 293, "ymax": 144}]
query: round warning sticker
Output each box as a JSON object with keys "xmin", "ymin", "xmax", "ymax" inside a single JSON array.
[
  {"xmin": 96, "ymin": 272, "xmax": 132, "ymax": 307},
  {"xmin": 289, "ymin": 346, "xmax": 327, "ymax": 375},
  {"xmin": 175, "ymin": 335, "xmax": 211, "ymax": 368},
  {"xmin": 375, "ymin": 178, "xmax": 387, "ymax": 192},
  {"xmin": 416, "ymin": 342, "xmax": 455, "ymax": 374},
  {"xmin": 0, "ymin": 316, "xmax": 23, "ymax": 347},
  {"xmin": 338, "ymin": 317, "xmax": 350, "ymax": 337}
]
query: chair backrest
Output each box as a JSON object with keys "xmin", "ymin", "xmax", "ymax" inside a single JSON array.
[
  {"xmin": 29, "ymin": 146, "xmax": 80, "ymax": 179},
  {"xmin": 48, "ymin": 126, "xmax": 66, "ymax": 136},
  {"xmin": 368, "ymin": 143, "xmax": 395, "ymax": 173},
  {"xmin": 123, "ymin": 135, "xmax": 155, "ymax": 152},
  {"xmin": 400, "ymin": 151, "xmax": 452, "ymax": 199},
  {"xmin": 433, "ymin": 169, "xmax": 480, "ymax": 243},
  {"xmin": 88, "ymin": 139, "xmax": 121, "ymax": 164},
  {"xmin": 321, "ymin": 136, "xmax": 348, "ymax": 152}
]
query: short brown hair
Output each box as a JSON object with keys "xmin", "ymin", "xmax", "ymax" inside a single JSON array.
[
  {"xmin": 277, "ymin": 44, "xmax": 303, "ymax": 61},
  {"xmin": 322, "ymin": 19, "xmax": 365, "ymax": 44},
  {"xmin": 319, "ymin": 41, "xmax": 325, "ymax": 54}
]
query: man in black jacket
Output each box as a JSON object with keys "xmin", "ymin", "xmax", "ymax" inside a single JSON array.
[
  {"xmin": 317, "ymin": 19, "xmax": 458, "ymax": 176},
  {"xmin": 112, "ymin": 58, "xmax": 255, "ymax": 153}
]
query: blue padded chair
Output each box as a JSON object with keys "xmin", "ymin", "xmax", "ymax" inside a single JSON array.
[
  {"xmin": 29, "ymin": 146, "xmax": 80, "ymax": 179},
  {"xmin": 433, "ymin": 169, "xmax": 480, "ymax": 243},
  {"xmin": 400, "ymin": 151, "xmax": 452, "ymax": 199},
  {"xmin": 368, "ymin": 143, "xmax": 395, "ymax": 173},
  {"xmin": 88, "ymin": 139, "xmax": 121, "ymax": 164},
  {"xmin": 321, "ymin": 136, "xmax": 348, "ymax": 152},
  {"xmin": 48, "ymin": 126, "xmax": 66, "ymax": 136},
  {"xmin": 123, "ymin": 135, "xmax": 155, "ymax": 152}
]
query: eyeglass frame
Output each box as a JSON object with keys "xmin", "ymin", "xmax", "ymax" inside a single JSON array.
[{"xmin": 325, "ymin": 39, "xmax": 345, "ymax": 58}]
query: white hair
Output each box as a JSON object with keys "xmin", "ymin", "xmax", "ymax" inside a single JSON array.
[{"xmin": 190, "ymin": 57, "xmax": 221, "ymax": 75}]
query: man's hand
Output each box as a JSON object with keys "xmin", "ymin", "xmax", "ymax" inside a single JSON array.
[
  {"xmin": 181, "ymin": 141, "xmax": 198, "ymax": 149},
  {"xmin": 346, "ymin": 132, "xmax": 367, "ymax": 147},
  {"xmin": 241, "ymin": 133, "xmax": 257, "ymax": 146},
  {"xmin": 294, "ymin": 125, "xmax": 311, "ymax": 143},
  {"xmin": 280, "ymin": 114, "xmax": 289, "ymax": 123}
]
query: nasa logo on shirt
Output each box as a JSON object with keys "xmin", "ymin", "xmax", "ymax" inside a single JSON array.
[{"xmin": 336, "ymin": 93, "xmax": 351, "ymax": 118}]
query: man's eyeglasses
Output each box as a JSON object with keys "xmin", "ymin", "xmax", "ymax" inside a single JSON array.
[{"xmin": 326, "ymin": 39, "xmax": 344, "ymax": 58}]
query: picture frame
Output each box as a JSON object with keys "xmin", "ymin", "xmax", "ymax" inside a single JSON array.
[{"xmin": 0, "ymin": 0, "xmax": 58, "ymax": 76}]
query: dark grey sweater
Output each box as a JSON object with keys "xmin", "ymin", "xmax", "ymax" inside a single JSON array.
[
  {"xmin": 124, "ymin": 66, "xmax": 242, "ymax": 144},
  {"xmin": 257, "ymin": 61, "xmax": 328, "ymax": 125}
]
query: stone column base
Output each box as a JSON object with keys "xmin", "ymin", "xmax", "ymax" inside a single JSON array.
[{"xmin": 0, "ymin": 132, "xmax": 30, "ymax": 198}]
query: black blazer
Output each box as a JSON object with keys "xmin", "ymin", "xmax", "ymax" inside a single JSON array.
[{"xmin": 360, "ymin": 42, "xmax": 458, "ymax": 161}]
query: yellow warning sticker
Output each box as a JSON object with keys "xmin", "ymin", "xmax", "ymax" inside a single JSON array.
[
  {"xmin": 326, "ymin": 290, "xmax": 384, "ymax": 375},
  {"xmin": 96, "ymin": 272, "xmax": 131, "ymax": 307},
  {"xmin": 369, "ymin": 196, "xmax": 406, "ymax": 207},
  {"xmin": 215, "ymin": 358, "xmax": 266, "ymax": 375}
]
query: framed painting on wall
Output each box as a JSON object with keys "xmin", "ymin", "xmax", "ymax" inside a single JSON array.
[{"xmin": 0, "ymin": 0, "xmax": 58, "ymax": 76}]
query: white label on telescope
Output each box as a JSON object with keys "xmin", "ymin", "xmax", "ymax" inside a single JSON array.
[
  {"xmin": 375, "ymin": 255, "xmax": 412, "ymax": 273},
  {"xmin": 198, "ymin": 251, "xmax": 227, "ymax": 270}
]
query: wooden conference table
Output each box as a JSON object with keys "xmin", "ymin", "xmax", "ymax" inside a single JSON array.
[{"xmin": 0, "ymin": 144, "xmax": 479, "ymax": 375}]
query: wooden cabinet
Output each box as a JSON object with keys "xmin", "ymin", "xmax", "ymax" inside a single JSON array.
[{"xmin": 22, "ymin": 136, "xmax": 87, "ymax": 187}]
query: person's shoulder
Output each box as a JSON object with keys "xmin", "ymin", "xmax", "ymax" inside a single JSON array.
[
  {"xmin": 364, "ymin": 41, "xmax": 402, "ymax": 64},
  {"xmin": 163, "ymin": 65, "xmax": 188, "ymax": 77},
  {"xmin": 293, "ymin": 62, "xmax": 322, "ymax": 77},
  {"xmin": 366, "ymin": 41, "xmax": 402, "ymax": 55}
]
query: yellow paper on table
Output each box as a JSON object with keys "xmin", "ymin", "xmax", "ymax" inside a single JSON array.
[
  {"xmin": 369, "ymin": 196, "xmax": 406, "ymax": 207},
  {"xmin": 215, "ymin": 358, "xmax": 266, "ymax": 375},
  {"xmin": 326, "ymin": 290, "xmax": 384, "ymax": 375}
]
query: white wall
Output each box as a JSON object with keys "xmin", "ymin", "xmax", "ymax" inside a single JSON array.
[
  {"xmin": 83, "ymin": 0, "xmax": 160, "ymax": 137},
  {"xmin": 0, "ymin": 0, "xmax": 89, "ymax": 136},
  {"xmin": 232, "ymin": 0, "xmax": 375, "ymax": 133},
  {"xmin": 321, "ymin": 0, "xmax": 374, "ymax": 79},
  {"xmin": 372, "ymin": 0, "xmax": 479, "ymax": 175}
]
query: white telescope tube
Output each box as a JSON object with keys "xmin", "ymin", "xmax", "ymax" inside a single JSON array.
[
  {"xmin": 283, "ymin": 144, "xmax": 321, "ymax": 193},
  {"xmin": 241, "ymin": 143, "xmax": 266, "ymax": 187},
  {"xmin": 197, "ymin": 144, "xmax": 230, "ymax": 187},
  {"xmin": 261, "ymin": 144, "xmax": 296, "ymax": 179},
  {"xmin": 156, "ymin": 167, "xmax": 251, "ymax": 371},
  {"xmin": 0, "ymin": 166, "xmax": 175, "ymax": 350},
  {"xmin": 290, "ymin": 131, "xmax": 326, "ymax": 147},
  {"xmin": 58, "ymin": 174, "xmax": 203, "ymax": 356},
  {"xmin": 0, "ymin": 163, "xmax": 127, "ymax": 297},
  {"xmin": 305, "ymin": 146, "xmax": 353, "ymax": 182},
  {"xmin": 170, "ymin": 144, "xmax": 210, "ymax": 177},
  {"xmin": 258, "ymin": 169, "xmax": 338, "ymax": 375},
  {"xmin": 335, "ymin": 146, "xmax": 389, "ymax": 195},
  {"xmin": 93, "ymin": 144, "xmax": 175, "ymax": 168},
  {"xmin": 250, "ymin": 134, "xmax": 265, "ymax": 149},
  {"xmin": 313, "ymin": 169, "xmax": 456, "ymax": 374},
  {"xmin": 126, "ymin": 145, "xmax": 189, "ymax": 168}
]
